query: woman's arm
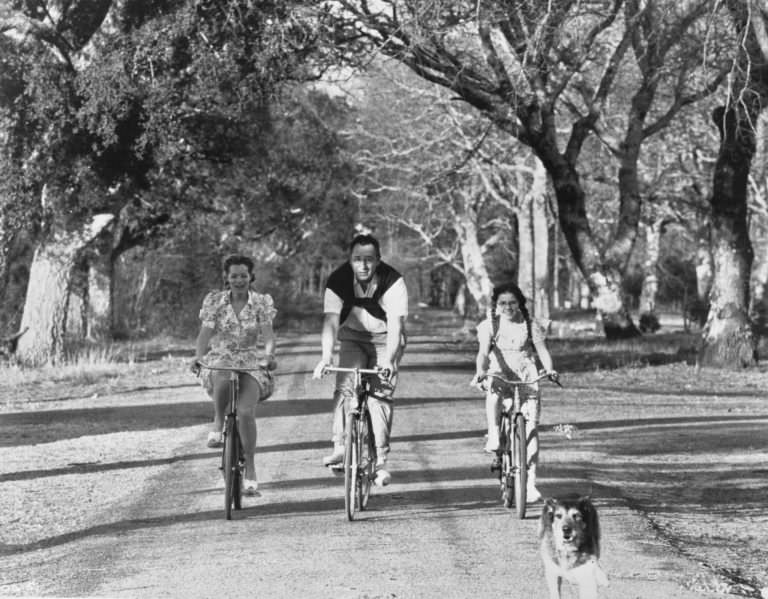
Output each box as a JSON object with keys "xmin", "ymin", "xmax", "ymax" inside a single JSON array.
[
  {"xmin": 195, "ymin": 326, "xmax": 214, "ymax": 361},
  {"xmin": 260, "ymin": 320, "xmax": 277, "ymax": 369}
]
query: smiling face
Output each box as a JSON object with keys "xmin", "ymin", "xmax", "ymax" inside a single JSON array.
[
  {"xmin": 495, "ymin": 291, "xmax": 522, "ymax": 322},
  {"xmin": 225, "ymin": 263, "xmax": 252, "ymax": 291},
  {"xmin": 349, "ymin": 242, "xmax": 380, "ymax": 285}
]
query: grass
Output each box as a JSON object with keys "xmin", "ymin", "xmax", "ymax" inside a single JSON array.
[{"xmin": 0, "ymin": 346, "xmax": 135, "ymax": 387}]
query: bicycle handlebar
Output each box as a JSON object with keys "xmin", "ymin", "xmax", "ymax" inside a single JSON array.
[
  {"xmin": 194, "ymin": 361, "xmax": 270, "ymax": 375},
  {"xmin": 321, "ymin": 365, "xmax": 391, "ymax": 378},
  {"xmin": 478, "ymin": 371, "xmax": 561, "ymax": 387}
]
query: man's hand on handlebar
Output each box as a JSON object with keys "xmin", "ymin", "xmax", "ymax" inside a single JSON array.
[
  {"xmin": 312, "ymin": 360, "xmax": 330, "ymax": 380},
  {"xmin": 190, "ymin": 360, "xmax": 202, "ymax": 376}
]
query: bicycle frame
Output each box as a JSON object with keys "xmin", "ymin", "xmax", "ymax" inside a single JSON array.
[
  {"xmin": 197, "ymin": 362, "xmax": 263, "ymax": 520},
  {"xmin": 478, "ymin": 372, "xmax": 557, "ymax": 518},
  {"xmin": 322, "ymin": 365, "xmax": 386, "ymax": 521}
]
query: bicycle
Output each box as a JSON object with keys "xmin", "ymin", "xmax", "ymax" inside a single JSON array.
[
  {"xmin": 476, "ymin": 371, "xmax": 560, "ymax": 519},
  {"xmin": 321, "ymin": 365, "xmax": 389, "ymax": 521},
  {"xmin": 195, "ymin": 361, "xmax": 269, "ymax": 520}
]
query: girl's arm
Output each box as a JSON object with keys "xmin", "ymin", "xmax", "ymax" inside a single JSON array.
[
  {"xmin": 473, "ymin": 324, "xmax": 490, "ymax": 383},
  {"xmin": 533, "ymin": 338, "xmax": 554, "ymax": 372}
]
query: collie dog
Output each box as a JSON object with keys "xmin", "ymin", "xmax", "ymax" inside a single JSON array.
[{"xmin": 539, "ymin": 496, "xmax": 608, "ymax": 599}]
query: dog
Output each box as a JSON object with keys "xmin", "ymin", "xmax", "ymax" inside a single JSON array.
[{"xmin": 539, "ymin": 496, "xmax": 608, "ymax": 599}]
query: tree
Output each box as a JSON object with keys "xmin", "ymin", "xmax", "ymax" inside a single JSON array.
[
  {"xmin": 697, "ymin": 0, "xmax": 768, "ymax": 367},
  {"xmin": 321, "ymin": 0, "xmax": 730, "ymax": 338},
  {"xmin": 1, "ymin": 0, "xmax": 320, "ymax": 363}
]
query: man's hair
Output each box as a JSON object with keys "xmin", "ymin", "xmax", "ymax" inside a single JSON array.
[
  {"xmin": 349, "ymin": 234, "xmax": 381, "ymax": 258},
  {"xmin": 222, "ymin": 254, "xmax": 255, "ymax": 275}
]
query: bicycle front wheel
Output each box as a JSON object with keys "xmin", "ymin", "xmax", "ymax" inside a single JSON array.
[
  {"xmin": 344, "ymin": 412, "xmax": 359, "ymax": 521},
  {"xmin": 499, "ymin": 416, "xmax": 513, "ymax": 508},
  {"xmin": 222, "ymin": 415, "xmax": 240, "ymax": 520},
  {"xmin": 359, "ymin": 410, "xmax": 375, "ymax": 510},
  {"xmin": 513, "ymin": 412, "xmax": 528, "ymax": 519}
]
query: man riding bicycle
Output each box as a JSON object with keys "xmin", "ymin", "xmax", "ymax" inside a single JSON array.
[{"xmin": 313, "ymin": 234, "xmax": 408, "ymax": 487}]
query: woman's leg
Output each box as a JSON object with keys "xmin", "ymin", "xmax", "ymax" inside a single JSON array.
[
  {"xmin": 211, "ymin": 372, "xmax": 230, "ymax": 432},
  {"xmin": 238, "ymin": 374, "xmax": 262, "ymax": 481}
]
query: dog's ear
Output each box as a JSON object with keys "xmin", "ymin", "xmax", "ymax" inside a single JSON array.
[
  {"xmin": 540, "ymin": 498, "xmax": 556, "ymax": 523},
  {"xmin": 578, "ymin": 496, "xmax": 601, "ymax": 557},
  {"xmin": 538, "ymin": 498, "xmax": 557, "ymax": 537}
]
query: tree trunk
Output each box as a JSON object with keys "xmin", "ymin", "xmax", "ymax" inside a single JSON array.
[
  {"xmin": 517, "ymin": 158, "xmax": 550, "ymax": 322},
  {"xmin": 539, "ymin": 154, "xmax": 639, "ymax": 339},
  {"xmin": 698, "ymin": 106, "xmax": 757, "ymax": 368},
  {"xmin": 454, "ymin": 212, "xmax": 493, "ymax": 317},
  {"xmin": 638, "ymin": 218, "xmax": 663, "ymax": 330},
  {"xmin": 16, "ymin": 213, "xmax": 114, "ymax": 365},
  {"xmin": 86, "ymin": 248, "xmax": 114, "ymax": 341}
]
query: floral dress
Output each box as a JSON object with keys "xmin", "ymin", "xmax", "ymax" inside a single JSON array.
[{"xmin": 198, "ymin": 289, "xmax": 277, "ymax": 399}]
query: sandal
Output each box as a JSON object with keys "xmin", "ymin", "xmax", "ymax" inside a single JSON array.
[
  {"xmin": 243, "ymin": 478, "xmax": 260, "ymax": 497},
  {"xmin": 206, "ymin": 431, "xmax": 223, "ymax": 448}
]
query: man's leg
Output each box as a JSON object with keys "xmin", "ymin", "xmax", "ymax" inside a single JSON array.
[
  {"xmin": 324, "ymin": 339, "xmax": 365, "ymax": 466},
  {"xmin": 369, "ymin": 341, "xmax": 400, "ymax": 485}
]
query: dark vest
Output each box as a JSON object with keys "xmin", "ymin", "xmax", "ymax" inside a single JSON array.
[{"xmin": 326, "ymin": 261, "xmax": 402, "ymax": 326}]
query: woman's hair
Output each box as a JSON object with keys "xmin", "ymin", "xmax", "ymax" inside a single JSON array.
[
  {"xmin": 491, "ymin": 282, "xmax": 531, "ymax": 326},
  {"xmin": 222, "ymin": 254, "xmax": 255, "ymax": 285}
]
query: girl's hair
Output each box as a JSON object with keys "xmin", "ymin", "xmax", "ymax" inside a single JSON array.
[
  {"xmin": 222, "ymin": 254, "xmax": 255, "ymax": 286},
  {"xmin": 491, "ymin": 283, "xmax": 531, "ymax": 326}
]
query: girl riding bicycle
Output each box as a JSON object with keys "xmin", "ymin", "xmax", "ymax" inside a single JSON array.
[{"xmin": 470, "ymin": 283, "xmax": 556, "ymax": 503}]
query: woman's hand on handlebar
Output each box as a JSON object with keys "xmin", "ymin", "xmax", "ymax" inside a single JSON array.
[{"xmin": 190, "ymin": 359, "xmax": 202, "ymax": 376}]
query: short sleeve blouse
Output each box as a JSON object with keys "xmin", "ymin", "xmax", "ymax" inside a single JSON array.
[{"xmin": 199, "ymin": 290, "xmax": 277, "ymax": 353}]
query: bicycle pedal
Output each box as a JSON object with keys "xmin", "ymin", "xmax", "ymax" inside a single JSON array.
[{"xmin": 327, "ymin": 464, "xmax": 344, "ymax": 475}]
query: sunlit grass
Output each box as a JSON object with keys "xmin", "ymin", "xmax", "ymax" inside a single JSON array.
[{"xmin": 0, "ymin": 346, "xmax": 134, "ymax": 387}]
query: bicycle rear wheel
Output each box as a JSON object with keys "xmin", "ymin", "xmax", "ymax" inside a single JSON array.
[
  {"xmin": 359, "ymin": 410, "xmax": 375, "ymax": 510},
  {"xmin": 222, "ymin": 415, "xmax": 240, "ymax": 520},
  {"xmin": 344, "ymin": 412, "xmax": 359, "ymax": 521},
  {"xmin": 513, "ymin": 412, "xmax": 528, "ymax": 519}
]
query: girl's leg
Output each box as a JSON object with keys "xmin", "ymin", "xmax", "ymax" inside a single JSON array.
[
  {"xmin": 485, "ymin": 388, "xmax": 501, "ymax": 452},
  {"xmin": 521, "ymin": 387, "xmax": 542, "ymax": 499}
]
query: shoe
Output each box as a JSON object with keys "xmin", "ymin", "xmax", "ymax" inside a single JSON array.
[
  {"xmin": 323, "ymin": 445, "xmax": 345, "ymax": 467},
  {"xmin": 243, "ymin": 478, "xmax": 260, "ymax": 497},
  {"xmin": 526, "ymin": 484, "xmax": 542, "ymax": 503},
  {"xmin": 206, "ymin": 431, "xmax": 223, "ymax": 448},
  {"xmin": 374, "ymin": 454, "xmax": 391, "ymax": 486},
  {"xmin": 484, "ymin": 436, "xmax": 499, "ymax": 453},
  {"xmin": 374, "ymin": 468, "xmax": 391, "ymax": 487}
]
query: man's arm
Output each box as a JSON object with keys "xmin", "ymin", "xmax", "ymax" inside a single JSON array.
[
  {"xmin": 385, "ymin": 315, "xmax": 405, "ymax": 369},
  {"xmin": 313, "ymin": 312, "xmax": 340, "ymax": 379},
  {"xmin": 320, "ymin": 312, "xmax": 340, "ymax": 364}
]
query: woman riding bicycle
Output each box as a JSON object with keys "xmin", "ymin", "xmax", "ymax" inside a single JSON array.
[
  {"xmin": 191, "ymin": 254, "xmax": 277, "ymax": 496},
  {"xmin": 470, "ymin": 283, "xmax": 556, "ymax": 503}
]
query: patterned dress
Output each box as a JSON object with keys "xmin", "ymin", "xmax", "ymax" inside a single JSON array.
[
  {"xmin": 477, "ymin": 316, "xmax": 546, "ymax": 425},
  {"xmin": 198, "ymin": 289, "xmax": 277, "ymax": 399}
]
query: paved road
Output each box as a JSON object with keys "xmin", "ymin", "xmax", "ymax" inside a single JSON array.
[{"xmin": 0, "ymin": 333, "xmax": 725, "ymax": 599}]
